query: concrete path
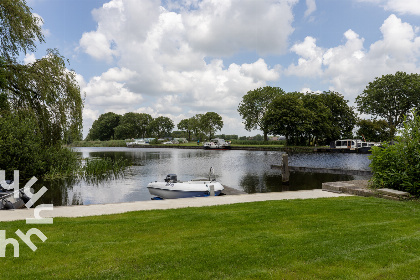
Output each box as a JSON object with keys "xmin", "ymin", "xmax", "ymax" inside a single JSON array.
[{"xmin": 0, "ymin": 190, "xmax": 351, "ymax": 222}]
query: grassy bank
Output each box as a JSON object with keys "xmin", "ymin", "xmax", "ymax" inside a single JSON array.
[
  {"xmin": 2, "ymin": 197, "xmax": 420, "ymax": 279},
  {"xmin": 68, "ymin": 140, "xmax": 316, "ymax": 152},
  {"xmin": 69, "ymin": 140, "xmax": 127, "ymax": 147}
]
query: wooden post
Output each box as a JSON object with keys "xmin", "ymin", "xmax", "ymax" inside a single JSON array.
[
  {"xmin": 282, "ymin": 153, "xmax": 290, "ymax": 184},
  {"xmin": 209, "ymin": 185, "xmax": 215, "ymax": 196}
]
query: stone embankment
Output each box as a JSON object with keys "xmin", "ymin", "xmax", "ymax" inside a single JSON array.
[{"xmin": 322, "ymin": 180, "xmax": 414, "ymax": 201}]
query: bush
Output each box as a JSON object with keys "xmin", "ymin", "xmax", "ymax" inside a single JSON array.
[
  {"xmin": 369, "ymin": 109, "xmax": 420, "ymax": 196},
  {"xmin": 0, "ymin": 112, "xmax": 80, "ymax": 180}
]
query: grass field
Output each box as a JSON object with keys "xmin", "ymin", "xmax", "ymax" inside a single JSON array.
[{"xmin": 2, "ymin": 197, "xmax": 420, "ymax": 279}]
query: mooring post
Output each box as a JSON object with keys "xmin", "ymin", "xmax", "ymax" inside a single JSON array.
[
  {"xmin": 282, "ymin": 153, "xmax": 290, "ymax": 184},
  {"xmin": 209, "ymin": 185, "xmax": 215, "ymax": 196}
]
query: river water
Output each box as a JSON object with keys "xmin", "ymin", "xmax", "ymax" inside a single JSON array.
[{"xmin": 35, "ymin": 147, "xmax": 372, "ymax": 206}]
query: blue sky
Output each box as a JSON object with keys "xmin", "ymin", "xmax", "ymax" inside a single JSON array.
[{"xmin": 25, "ymin": 0, "xmax": 420, "ymax": 138}]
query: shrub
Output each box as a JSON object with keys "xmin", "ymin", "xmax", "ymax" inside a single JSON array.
[
  {"xmin": 369, "ymin": 109, "xmax": 420, "ymax": 196},
  {"xmin": 0, "ymin": 112, "xmax": 81, "ymax": 180}
]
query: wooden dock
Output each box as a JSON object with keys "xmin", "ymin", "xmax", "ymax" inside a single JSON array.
[{"xmin": 271, "ymin": 165, "xmax": 372, "ymax": 176}]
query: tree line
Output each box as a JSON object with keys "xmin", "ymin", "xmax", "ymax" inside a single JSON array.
[
  {"xmin": 86, "ymin": 111, "xmax": 223, "ymax": 141},
  {"xmin": 238, "ymin": 71, "xmax": 420, "ymax": 145}
]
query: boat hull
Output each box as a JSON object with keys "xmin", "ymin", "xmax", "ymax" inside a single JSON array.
[
  {"xmin": 0, "ymin": 192, "xmax": 26, "ymax": 210},
  {"xmin": 147, "ymin": 181, "xmax": 224, "ymax": 199}
]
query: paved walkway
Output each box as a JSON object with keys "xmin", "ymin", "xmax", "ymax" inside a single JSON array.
[{"xmin": 0, "ymin": 190, "xmax": 351, "ymax": 222}]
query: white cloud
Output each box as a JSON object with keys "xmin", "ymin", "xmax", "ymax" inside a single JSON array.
[
  {"xmin": 286, "ymin": 36, "xmax": 324, "ymax": 77},
  {"xmin": 240, "ymin": 59, "xmax": 280, "ymax": 82},
  {"xmin": 183, "ymin": 0, "xmax": 298, "ymax": 56},
  {"xmin": 23, "ymin": 53, "xmax": 36, "ymax": 65},
  {"xmin": 304, "ymin": 0, "xmax": 317, "ymax": 17},
  {"xmin": 78, "ymin": 0, "xmax": 287, "ymax": 137},
  {"xmin": 287, "ymin": 14, "xmax": 420, "ymax": 102},
  {"xmin": 79, "ymin": 31, "xmax": 117, "ymax": 62},
  {"xmin": 385, "ymin": 0, "xmax": 420, "ymax": 15},
  {"xmin": 356, "ymin": 0, "xmax": 420, "ymax": 15},
  {"xmin": 32, "ymin": 13, "xmax": 51, "ymax": 37}
]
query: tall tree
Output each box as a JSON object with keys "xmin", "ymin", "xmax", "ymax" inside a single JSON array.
[
  {"xmin": 191, "ymin": 114, "xmax": 203, "ymax": 140},
  {"xmin": 302, "ymin": 93, "xmax": 332, "ymax": 145},
  {"xmin": 0, "ymin": 0, "xmax": 83, "ymax": 178},
  {"xmin": 200, "ymin": 112, "xmax": 223, "ymax": 139},
  {"xmin": 114, "ymin": 112, "xmax": 152, "ymax": 139},
  {"xmin": 356, "ymin": 71, "xmax": 420, "ymax": 138},
  {"xmin": 86, "ymin": 112, "xmax": 121, "ymax": 141},
  {"xmin": 177, "ymin": 118, "xmax": 193, "ymax": 141},
  {"xmin": 238, "ymin": 86, "xmax": 285, "ymax": 141},
  {"xmin": 320, "ymin": 91, "xmax": 357, "ymax": 143},
  {"xmin": 0, "ymin": 0, "xmax": 44, "ymax": 60},
  {"xmin": 264, "ymin": 92, "xmax": 311, "ymax": 146},
  {"xmin": 3, "ymin": 49, "xmax": 83, "ymax": 145},
  {"xmin": 149, "ymin": 116, "xmax": 174, "ymax": 138}
]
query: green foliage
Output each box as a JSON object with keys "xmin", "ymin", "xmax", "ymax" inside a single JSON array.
[
  {"xmin": 2, "ymin": 49, "xmax": 83, "ymax": 145},
  {"xmin": 264, "ymin": 91, "xmax": 356, "ymax": 146},
  {"xmin": 0, "ymin": 0, "xmax": 44, "ymax": 60},
  {"xmin": 356, "ymin": 71, "xmax": 420, "ymax": 138},
  {"xmin": 86, "ymin": 112, "xmax": 121, "ymax": 141},
  {"xmin": 177, "ymin": 118, "xmax": 193, "ymax": 140},
  {"xmin": 149, "ymin": 116, "xmax": 174, "ymax": 138},
  {"xmin": 264, "ymin": 92, "xmax": 311, "ymax": 146},
  {"xmin": 200, "ymin": 111, "xmax": 223, "ymax": 139},
  {"xmin": 214, "ymin": 134, "xmax": 238, "ymax": 140},
  {"xmin": 68, "ymin": 140, "xmax": 127, "ymax": 147},
  {"xmin": 238, "ymin": 86, "xmax": 285, "ymax": 141},
  {"xmin": 320, "ymin": 91, "xmax": 357, "ymax": 143},
  {"xmin": 369, "ymin": 109, "xmax": 420, "ymax": 196},
  {"xmin": 114, "ymin": 112, "xmax": 152, "ymax": 139},
  {"xmin": 0, "ymin": 112, "xmax": 80, "ymax": 179},
  {"xmin": 231, "ymin": 139, "xmax": 285, "ymax": 146},
  {"xmin": 0, "ymin": 1, "xmax": 83, "ymax": 179},
  {"xmin": 357, "ymin": 119, "xmax": 391, "ymax": 142},
  {"xmin": 82, "ymin": 157, "xmax": 130, "ymax": 178}
]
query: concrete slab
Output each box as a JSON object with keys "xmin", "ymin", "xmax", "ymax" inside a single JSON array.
[{"xmin": 0, "ymin": 190, "xmax": 351, "ymax": 222}]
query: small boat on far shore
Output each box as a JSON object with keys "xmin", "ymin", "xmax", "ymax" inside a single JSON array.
[
  {"xmin": 203, "ymin": 138, "xmax": 231, "ymax": 149},
  {"xmin": 329, "ymin": 139, "xmax": 381, "ymax": 154},
  {"xmin": 126, "ymin": 138, "xmax": 150, "ymax": 146}
]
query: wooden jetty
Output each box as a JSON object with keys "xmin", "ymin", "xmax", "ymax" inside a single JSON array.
[{"xmin": 271, "ymin": 165, "xmax": 372, "ymax": 176}]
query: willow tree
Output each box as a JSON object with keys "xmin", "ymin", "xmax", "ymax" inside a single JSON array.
[
  {"xmin": 0, "ymin": 0, "xmax": 44, "ymax": 60},
  {"xmin": 0, "ymin": 0, "xmax": 83, "ymax": 178},
  {"xmin": 4, "ymin": 49, "xmax": 83, "ymax": 145}
]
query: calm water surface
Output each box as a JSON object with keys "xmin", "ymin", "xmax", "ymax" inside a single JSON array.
[{"xmin": 35, "ymin": 147, "xmax": 372, "ymax": 206}]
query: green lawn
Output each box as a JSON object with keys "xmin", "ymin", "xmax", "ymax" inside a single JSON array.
[{"xmin": 2, "ymin": 197, "xmax": 420, "ymax": 279}]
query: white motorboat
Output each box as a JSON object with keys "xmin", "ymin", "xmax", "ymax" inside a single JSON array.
[
  {"xmin": 331, "ymin": 139, "xmax": 381, "ymax": 153},
  {"xmin": 147, "ymin": 170, "xmax": 224, "ymax": 199},
  {"xmin": 126, "ymin": 138, "xmax": 149, "ymax": 146},
  {"xmin": 203, "ymin": 138, "xmax": 231, "ymax": 149}
]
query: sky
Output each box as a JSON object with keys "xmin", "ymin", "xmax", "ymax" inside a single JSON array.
[{"xmin": 24, "ymin": 0, "xmax": 420, "ymax": 138}]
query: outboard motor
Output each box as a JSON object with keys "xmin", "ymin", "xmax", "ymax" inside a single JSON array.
[
  {"xmin": 164, "ymin": 174, "xmax": 177, "ymax": 183},
  {"xmin": 20, "ymin": 189, "xmax": 30, "ymax": 204}
]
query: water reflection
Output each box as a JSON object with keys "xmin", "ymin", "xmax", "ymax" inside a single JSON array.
[{"xmin": 31, "ymin": 147, "xmax": 371, "ymax": 206}]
